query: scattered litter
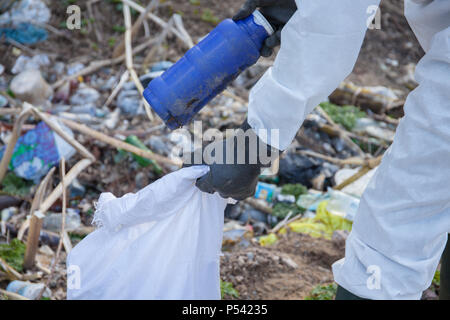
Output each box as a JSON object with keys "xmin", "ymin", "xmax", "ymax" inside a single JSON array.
[
  {"xmin": 117, "ymin": 88, "xmax": 141, "ymax": 115},
  {"xmin": 334, "ymin": 167, "xmax": 377, "ymax": 198},
  {"xmin": 0, "ymin": 121, "xmax": 75, "ymax": 182},
  {"xmin": 0, "ymin": 94, "xmax": 7, "ymax": 108},
  {"xmin": 69, "ymin": 86, "xmax": 101, "ymax": 106},
  {"xmin": 354, "ymin": 117, "xmax": 395, "ymax": 142},
  {"xmin": 0, "ymin": 22, "xmax": 47, "ymax": 44},
  {"xmin": 288, "ymin": 201, "xmax": 352, "ymax": 240},
  {"xmin": 6, "ymin": 280, "xmax": 51, "ymax": 299},
  {"xmin": 239, "ymin": 208, "xmax": 269, "ymax": 224},
  {"xmin": 0, "ymin": 22, "xmax": 48, "ymax": 44},
  {"xmin": 326, "ymin": 188, "xmax": 360, "ymax": 222},
  {"xmin": 150, "ymin": 61, "xmax": 173, "ymax": 72},
  {"xmin": 124, "ymin": 135, "xmax": 162, "ymax": 174},
  {"xmin": 254, "ymin": 182, "xmax": 277, "ymax": 203},
  {"xmin": 223, "ymin": 223, "xmax": 253, "ymax": 250},
  {"xmin": 1, "ymin": 206, "xmax": 17, "ymax": 222},
  {"xmin": 275, "ymin": 193, "xmax": 296, "ymax": 204},
  {"xmin": 259, "ymin": 233, "xmax": 277, "ymax": 246},
  {"xmin": 43, "ymin": 209, "xmax": 81, "ymax": 233},
  {"xmin": 10, "ymin": 69, "xmax": 53, "ymax": 105},
  {"xmin": 11, "ymin": 54, "xmax": 50, "ymax": 74},
  {"xmin": 66, "ymin": 63, "xmax": 85, "ymax": 76},
  {"xmin": 329, "ymin": 82, "xmax": 404, "ymax": 114},
  {"xmin": 0, "ymin": 0, "xmax": 51, "ymax": 25},
  {"xmin": 297, "ymin": 190, "xmax": 330, "ymax": 211},
  {"xmin": 279, "ymin": 153, "xmax": 332, "ymax": 188}
]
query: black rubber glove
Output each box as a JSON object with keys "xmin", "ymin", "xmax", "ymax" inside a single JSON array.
[
  {"xmin": 193, "ymin": 120, "xmax": 280, "ymax": 200},
  {"xmin": 233, "ymin": 0, "xmax": 297, "ymax": 57}
]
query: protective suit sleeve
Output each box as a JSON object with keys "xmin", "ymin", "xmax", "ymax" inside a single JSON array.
[
  {"xmin": 247, "ymin": 0, "xmax": 381, "ymax": 150},
  {"xmin": 333, "ymin": 0, "xmax": 450, "ymax": 299}
]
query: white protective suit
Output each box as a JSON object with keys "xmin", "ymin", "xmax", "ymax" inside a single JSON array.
[{"xmin": 248, "ymin": 0, "xmax": 450, "ymax": 299}]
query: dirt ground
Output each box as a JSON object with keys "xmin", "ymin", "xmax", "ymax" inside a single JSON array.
[{"xmin": 221, "ymin": 232, "xmax": 345, "ymax": 300}]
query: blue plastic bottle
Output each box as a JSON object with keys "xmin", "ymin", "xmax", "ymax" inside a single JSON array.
[{"xmin": 143, "ymin": 11, "xmax": 273, "ymax": 129}]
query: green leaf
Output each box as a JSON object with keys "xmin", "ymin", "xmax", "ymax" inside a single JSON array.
[
  {"xmin": 0, "ymin": 239, "xmax": 26, "ymax": 272},
  {"xmin": 281, "ymin": 183, "xmax": 307, "ymax": 200},
  {"xmin": 1, "ymin": 172, "xmax": 33, "ymax": 198},
  {"xmin": 272, "ymin": 202, "xmax": 304, "ymax": 220},
  {"xmin": 320, "ymin": 102, "xmax": 366, "ymax": 131},
  {"xmin": 304, "ymin": 283, "xmax": 337, "ymax": 300},
  {"xmin": 112, "ymin": 25, "xmax": 126, "ymax": 33},
  {"xmin": 201, "ymin": 9, "xmax": 220, "ymax": 25},
  {"xmin": 220, "ymin": 280, "xmax": 239, "ymax": 299},
  {"xmin": 433, "ymin": 270, "xmax": 440, "ymax": 287}
]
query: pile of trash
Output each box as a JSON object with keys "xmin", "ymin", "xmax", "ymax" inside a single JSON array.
[{"xmin": 0, "ymin": 0, "xmax": 421, "ymax": 300}]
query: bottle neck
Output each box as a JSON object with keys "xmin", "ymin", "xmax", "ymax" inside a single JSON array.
[{"xmin": 236, "ymin": 11, "xmax": 273, "ymax": 51}]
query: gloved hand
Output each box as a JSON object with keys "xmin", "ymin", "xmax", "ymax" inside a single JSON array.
[
  {"xmin": 191, "ymin": 120, "xmax": 280, "ymax": 200},
  {"xmin": 233, "ymin": 0, "xmax": 297, "ymax": 57}
]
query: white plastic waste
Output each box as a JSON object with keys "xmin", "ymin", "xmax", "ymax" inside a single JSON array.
[{"xmin": 67, "ymin": 166, "xmax": 229, "ymax": 300}]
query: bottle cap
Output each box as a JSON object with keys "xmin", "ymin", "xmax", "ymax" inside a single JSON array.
[{"xmin": 252, "ymin": 10, "xmax": 274, "ymax": 36}]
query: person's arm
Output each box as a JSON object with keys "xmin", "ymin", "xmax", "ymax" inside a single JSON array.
[
  {"xmin": 195, "ymin": 0, "xmax": 381, "ymax": 200},
  {"xmin": 248, "ymin": 0, "xmax": 381, "ymax": 150}
]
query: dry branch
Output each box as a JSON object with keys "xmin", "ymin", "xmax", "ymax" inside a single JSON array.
[
  {"xmin": 0, "ymin": 256, "xmax": 23, "ymax": 280},
  {"xmin": 123, "ymin": 2, "xmax": 154, "ymax": 122},
  {"xmin": 0, "ymin": 105, "xmax": 33, "ymax": 182},
  {"xmin": 121, "ymin": 0, "xmax": 194, "ymax": 49},
  {"xmin": 39, "ymin": 158, "xmax": 94, "ymax": 214},
  {"xmin": 0, "ymin": 288, "xmax": 29, "ymax": 300},
  {"xmin": 23, "ymin": 167, "xmax": 56, "ymax": 270},
  {"xmin": 329, "ymin": 82, "xmax": 404, "ymax": 114},
  {"xmin": 59, "ymin": 117, "xmax": 182, "ymax": 168},
  {"xmin": 334, "ymin": 155, "xmax": 382, "ymax": 190},
  {"xmin": 36, "ymin": 159, "xmax": 68, "ymax": 300},
  {"xmin": 51, "ymin": 37, "xmax": 158, "ymax": 89},
  {"xmin": 113, "ymin": 0, "xmax": 158, "ymax": 58}
]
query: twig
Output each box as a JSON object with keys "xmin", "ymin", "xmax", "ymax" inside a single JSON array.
[
  {"xmin": 334, "ymin": 155, "xmax": 383, "ymax": 190},
  {"xmin": 316, "ymin": 105, "xmax": 366, "ymax": 158},
  {"xmin": 59, "ymin": 117, "xmax": 182, "ymax": 169},
  {"xmin": 113, "ymin": 0, "xmax": 158, "ymax": 58},
  {"xmin": 297, "ymin": 149, "xmax": 368, "ymax": 167},
  {"xmin": 270, "ymin": 211, "xmax": 293, "ymax": 234},
  {"xmin": 87, "ymin": 0, "xmax": 102, "ymax": 43},
  {"xmin": 221, "ymin": 90, "xmax": 248, "ymax": 106},
  {"xmin": 0, "ymin": 256, "xmax": 23, "ymax": 280},
  {"xmin": 121, "ymin": 0, "xmax": 193, "ymax": 49},
  {"xmin": 51, "ymin": 37, "xmax": 158, "ymax": 89},
  {"xmin": 23, "ymin": 167, "xmax": 56, "ymax": 270},
  {"xmin": 172, "ymin": 13, "xmax": 194, "ymax": 48},
  {"xmin": 4, "ymin": 38, "xmax": 38, "ymax": 56},
  {"xmin": 143, "ymin": 16, "xmax": 174, "ymax": 67},
  {"xmin": 123, "ymin": 3, "xmax": 154, "ymax": 122},
  {"xmin": 0, "ymin": 288, "xmax": 29, "ymax": 300},
  {"xmin": 39, "ymin": 158, "xmax": 94, "ymax": 214},
  {"xmin": 0, "ymin": 107, "xmax": 21, "ymax": 115},
  {"xmin": 0, "ymin": 105, "xmax": 33, "ymax": 182},
  {"xmin": 36, "ymin": 159, "xmax": 68, "ymax": 300},
  {"xmin": 371, "ymin": 113, "xmax": 400, "ymax": 126},
  {"xmin": 103, "ymin": 70, "xmax": 129, "ymax": 108},
  {"xmin": 30, "ymin": 105, "xmax": 96, "ymax": 162},
  {"xmin": 329, "ymin": 82, "xmax": 405, "ymax": 115}
]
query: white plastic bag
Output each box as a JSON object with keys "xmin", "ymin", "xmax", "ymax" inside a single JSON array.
[{"xmin": 67, "ymin": 166, "xmax": 228, "ymax": 300}]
